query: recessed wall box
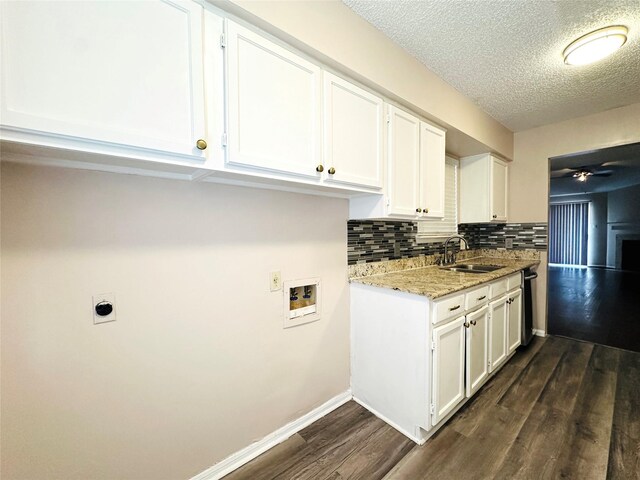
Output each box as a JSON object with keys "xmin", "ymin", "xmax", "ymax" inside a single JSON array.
[{"xmin": 283, "ymin": 278, "xmax": 321, "ymax": 328}]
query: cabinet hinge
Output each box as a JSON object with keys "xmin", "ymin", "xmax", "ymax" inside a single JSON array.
[
  {"xmin": 221, "ymin": 133, "xmax": 228, "ymax": 147},
  {"xmin": 431, "ymin": 341, "xmax": 436, "ymax": 351},
  {"xmin": 430, "ymin": 404, "xmax": 435, "ymax": 414},
  {"xmin": 386, "ymin": 113, "xmax": 391, "ymax": 124},
  {"xmin": 220, "ymin": 33, "xmax": 226, "ymax": 48}
]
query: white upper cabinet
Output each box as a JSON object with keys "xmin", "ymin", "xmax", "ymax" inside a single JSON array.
[
  {"xmin": 225, "ymin": 20, "xmax": 321, "ymax": 178},
  {"xmin": 459, "ymin": 153, "xmax": 509, "ymax": 223},
  {"xmin": 419, "ymin": 122, "xmax": 446, "ymax": 218},
  {"xmin": 322, "ymin": 73, "xmax": 384, "ymax": 190},
  {"xmin": 0, "ymin": 0, "xmax": 208, "ymax": 162},
  {"xmin": 492, "ymin": 158, "xmax": 508, "ymax": 222},
  {"xmin": 350, "ymin": 106, "xmax": 446, "ymax": 220},
  {"xmin": 386, "ymin": 106, "xmax": 421, "ymax": 217}
]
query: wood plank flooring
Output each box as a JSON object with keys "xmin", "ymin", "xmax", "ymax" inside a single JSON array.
[
  {"xmin": 224, "ymin": 336, "xmax": 640, "ymax": 480},
  {"xmin": 548, "ymin": 266, "xmax": 640, "ymax": 352}
]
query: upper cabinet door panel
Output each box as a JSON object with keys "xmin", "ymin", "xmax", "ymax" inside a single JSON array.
[
  {"xmin": 491, "ymin": 157, "xmax": 508, "ymax": 221},
  {"xmin": 322, "ymin": 73, "xmax": 383, "ymax": 189},
  {"xmin": 420, "ymin": 122, "xmax": 446, "ymax": 218},
  {"xmin": 0, "ymin": 0, "xmax": 206, "ymax": 158},
  {"xmin": 225, "ymin": 21, "xmax": 321, "ymax": 177},
  {"xmin": 387, "ymin": 106, "xmax": 420, "ymax": 217}
]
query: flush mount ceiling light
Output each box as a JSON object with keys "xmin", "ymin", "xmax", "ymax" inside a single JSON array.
[{"xmin": 563, "ymin": 26, "xmax": 628, "ymax": 66}]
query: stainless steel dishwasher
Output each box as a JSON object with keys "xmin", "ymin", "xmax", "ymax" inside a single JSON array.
[{"xmin": 521, "ymin": 268, "xmax": 538, "ymax": 346}]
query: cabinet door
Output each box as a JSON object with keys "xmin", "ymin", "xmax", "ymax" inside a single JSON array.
[
  {"xmin": 419, "ymin": 122, "xmax": 446, "ymax": 218},
  {"xmin": 1, "ymin": 0, "xmax": 206, "ymax": 159},
  {"xmin": 225, "ymin": 21, "xmax": 321, "ymax": 177},
  {"xmin": 491, "ymin": 157, "xmax": 508, "ymax": 221},
  {"xmin": 507, "ymin": 289, "xmax": 522, "ymax": 354},
  {"xmin": 387, "ymin": 106, "xmax": 420, "ymax": 218},
  {"xmin": 322, "ymin": 73, "xmax": 383, "ymax": 189},
  {"xmin": 432, "ymin": 316, "xmax": 466, "ymax": 425},
  {"xmin": 466, "ymin": 306, "xmax": 489, "ymax": 397},
  {"xmin": 489, "ymin": 296, "xmax": 509, "ymax": 372}
]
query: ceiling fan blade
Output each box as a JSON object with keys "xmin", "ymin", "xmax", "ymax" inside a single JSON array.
[
  {"xmin": 550, "ymin": 168, "xmax": 577, "ymax": 177},
  {"xmin": 592, "ymin": 172, "xmax": 612, "ymax": 177}
]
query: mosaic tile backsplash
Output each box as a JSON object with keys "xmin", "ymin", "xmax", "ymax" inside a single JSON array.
[{"xmin": 347, "ymin": 220, "xmax": 548, "ymax": 265}]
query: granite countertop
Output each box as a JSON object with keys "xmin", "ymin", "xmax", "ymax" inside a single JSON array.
[{"xmin": 350, "ymin": 255, "xmax": 539, "ymax": 300}]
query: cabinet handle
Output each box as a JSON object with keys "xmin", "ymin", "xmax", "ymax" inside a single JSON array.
[
  {"xmin": 507, "ymin": 298, "xmax": 512, "ymax": 304},
  {"xmin": 316, "ymin": 164, "xmax": 324, "ymax": 173},
  {"xmin": 464, "ymin": 321, "xmax": 470, "ymax": 328},
  {"xmin": 328, "ymin": 167, "xmax": 336, "ymax": 175},
  {"xmin": 424, "ymin": 208, "xmax": 429, "ymax": 213},
  {"xmin": 477, "ymin": 295, "xmax": 487, "ymax": 301},
  {"xmin": 449, "ymin": 305, "xmax": 461, "ymax": 311},
  {"xmin": 492, "ymin": 214, "xmax": 498, "ymax": 219},
  {"xmin": 471, "ymin": 320, "xmax": 477, "ymax": 326},
  {"xmin": 196, "ymin": 139, "xmax": 207, "ymax": 150},
  {"xmin": 416, "ymin": 208, "xmax": 423, "ymax": 213}
]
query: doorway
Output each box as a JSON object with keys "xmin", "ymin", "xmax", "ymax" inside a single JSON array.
[{"xmin": 547, "ymin": 142, "xmax": 640, "ymax": 353}]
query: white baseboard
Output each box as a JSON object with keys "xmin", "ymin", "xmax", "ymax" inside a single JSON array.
[
  {"xmin": 533, "ymin": 329, "xmax": 546, "ymax": 337},
  {"xmin": 351, "ymin": 396, "xmax": 426, "ymax": 445},
  {"xmin": 190, "ymin": 390, "xmax": 352, "ymax": 480}
]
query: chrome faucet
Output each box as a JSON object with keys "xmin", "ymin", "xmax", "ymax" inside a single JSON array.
[{"xmin": 441, "ymin": 234, "xmax": 469, "ymax": 266}]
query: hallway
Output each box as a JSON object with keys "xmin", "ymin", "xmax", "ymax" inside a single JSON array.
[{"xmin": 548, "ymin": 266, "xmax": 640, "ymax": 352}]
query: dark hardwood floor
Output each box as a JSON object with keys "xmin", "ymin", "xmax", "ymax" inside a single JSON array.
[
  {"xmin": 548, "ymin": 266, "xmax": 640, "ymax": 352},
  {"xmin": 224, "ymin": 336, "xmax": 640, "ymax": 480}
]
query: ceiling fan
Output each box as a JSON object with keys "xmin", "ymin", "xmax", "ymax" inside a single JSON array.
[{"xmin": 551, "ymin": 165, "xmax": 613, "ymax": 182}]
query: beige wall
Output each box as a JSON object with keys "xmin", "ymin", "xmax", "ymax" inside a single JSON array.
[
  {"xmin": 0, "ymin": 162, "xmax": 350, "ymax": 479},
  {"xmin": 220, "ymin": 0, "xmax": 513, "ymax": 159},
  {"xmin": 511, "ymin": 102, "xmax": 640, "ymax": 331}
]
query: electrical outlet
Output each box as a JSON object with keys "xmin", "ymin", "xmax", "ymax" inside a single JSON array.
[
  {"xmin": 270, "ymin": 271, "xmax": 282, "ymax": 292},
  {"xmin": 394, "ymin": 243, "xmax": 401, "ymax": 257},
  {"xmin": 505, "ymin": 238, "xmax": 514, "ymax": 249}
]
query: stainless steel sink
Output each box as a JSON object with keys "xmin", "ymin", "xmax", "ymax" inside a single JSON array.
[{"xmin": 440, "ymin": 264, "xmax": 504, "ymax": 274}]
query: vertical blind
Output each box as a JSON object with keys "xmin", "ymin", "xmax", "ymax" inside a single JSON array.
[
  {"xmin": 549, "ymin": 202, "xmax": 589, "ymax": 266},
  {"xmin": 417, "ymin": 157, "xmax": 458, "ymax": 237}
]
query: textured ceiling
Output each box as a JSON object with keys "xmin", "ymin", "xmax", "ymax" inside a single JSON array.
[
  {"xmin": 550, "ymin": 142, "xmax": 640, "ymax": 196},
  {"xmin": 343, "ymin": 0, "xmax": 640, "ymax": 132}
]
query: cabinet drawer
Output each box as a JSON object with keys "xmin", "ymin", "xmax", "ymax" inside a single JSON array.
[
  {"xmin": 432, "ymin": 294, "xmax": 465, "ymax": 325},
  {"xmin": 490, "ymin": 278, "xmax": 508, "ymax": 299},
  {"xmin": 465, "ymin": 286, "xmax": 490, "ymax": 311},
  {"xmin": 507, "ymin": 273, "xmax": 522, "ymax": 291}
]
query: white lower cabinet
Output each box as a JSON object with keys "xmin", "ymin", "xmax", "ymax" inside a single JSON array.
[
  {"xmin": 507, "ymin": 288, "xmax": 523, "ymax": 354},
  {"xmin": 465, "ymin": 306, "xmax": 489, "ymax": 397},
  {"xmin": 351, "ymin": 271, "xmax": 525, "ymax": 445},
  {"xmin": 489, "ymin": 295, "xmax": 509, "ymax": 372},
  {"xmin": 431, "ymin": 316, "xmax": 466, "ymax": 425}
]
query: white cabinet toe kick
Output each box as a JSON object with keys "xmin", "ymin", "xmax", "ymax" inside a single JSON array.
[{"xmin": 350, "ymin": 272, "xmax": 523, "ymax": 444}]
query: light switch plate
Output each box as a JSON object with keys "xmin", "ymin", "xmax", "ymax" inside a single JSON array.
[{"xmin": 93, "ymin": 293, "xmax": 116, "ymax": 324}]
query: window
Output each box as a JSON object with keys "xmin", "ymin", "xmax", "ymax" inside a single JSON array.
[{"xmin": 417, "ymin": 157, "xmax": 459, "ymax": 240}]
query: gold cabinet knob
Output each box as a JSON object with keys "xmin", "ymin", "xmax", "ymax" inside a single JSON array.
[
  {"xmin": 416, "ymin": 208, "xmax": 422, "ymax": 213},
  {"xmin": 424, "ymin": 208, "xmax": 429, "ymax": 213},
  {"xmin": 196, "ymin": 139, "xmax": 207, "ymax": 150},
  {"xmin": 328, "ymin": 167, "xmax": 336, "ymax": 175},
  {"xmin": 316, "ymin": 164, "xmax": 324, "ymax": 173}
]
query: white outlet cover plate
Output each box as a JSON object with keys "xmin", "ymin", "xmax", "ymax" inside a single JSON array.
[
  {"xmin": 93, "ymin": 293, "xmax": 116, "ymax": 324},
  {"xmin": 270, "ymin": 271, "xmax": 282, "ymax": 292}
]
